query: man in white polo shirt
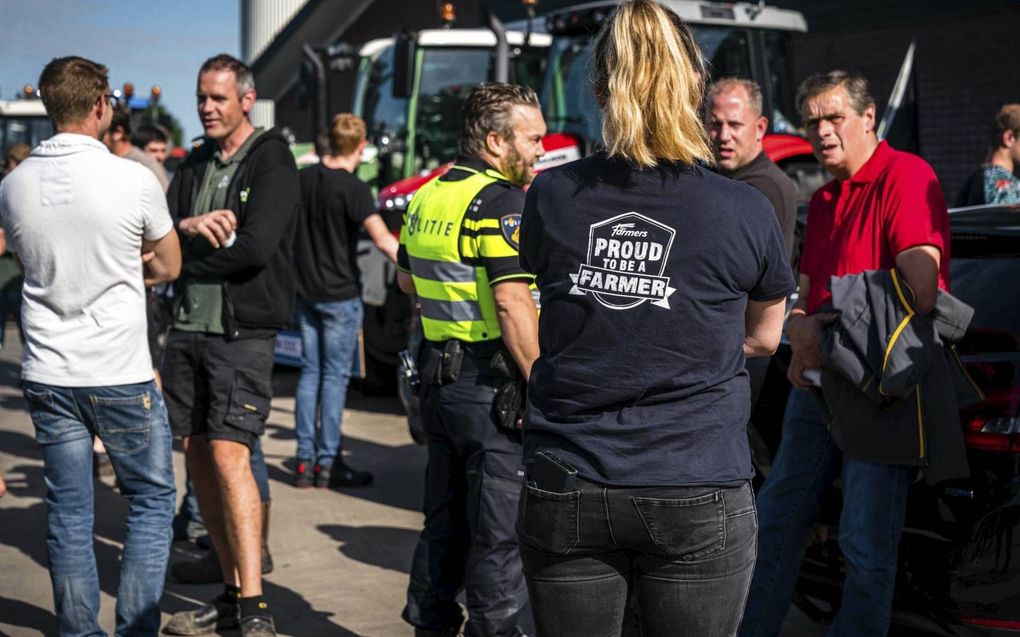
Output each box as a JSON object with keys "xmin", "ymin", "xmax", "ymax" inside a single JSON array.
[{"xmin": 0, "ymin": 55, "xmax": 181, "ymax": 636}]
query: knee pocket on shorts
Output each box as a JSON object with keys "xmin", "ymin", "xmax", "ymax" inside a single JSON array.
[{"xmin": 224, "ymin": 371, "xmax": 272, "ymax": 434}]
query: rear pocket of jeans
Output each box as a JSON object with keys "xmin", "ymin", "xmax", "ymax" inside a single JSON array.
[
  {"xmin": 517, "ymin": 483, "xmax": 580, "ymax": 555},
  {"xmin": 224, "ymin": 372, "xmax": 272, "ymax": 434},
  {"xmin": 633, "ymin": 491, "xmax": 726, "ymax": 560},
  {"xmin": 24, "ymin": 386, "xmax": 70, "ymax": 444},
  {"xmin": 92, "ymin": 392, "xmax": 152, "ymax": 455}
]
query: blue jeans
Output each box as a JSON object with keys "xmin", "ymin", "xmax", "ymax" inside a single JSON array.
[
  {"xmin": 295, "ymin": 297, "xmax": 363, "ymax": 464},
  {"xmin": 519, "ymin": 478, "xmax": 757, "ymax": 637},
  {"xmin": 739, "ymin": 389, "xmax": 914, "ymax": 637},
  {"xmin": 23, "ymin": 380, "xmax": 176, "ymax": 637}
]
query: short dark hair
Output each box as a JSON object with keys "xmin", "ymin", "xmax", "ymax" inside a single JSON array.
[
  {"xmin": 796, "ymin": 70, "xmax": 874, "ymax": 121},
  {"xmin": 110, "ymin": 109, "xmax": 132, "ymax": 136},
  {"xmin": 133, "ymin": 124, "xmax": 170, "ymax": 149},
  {"xmin": 199, "ymin": 53, "xmax": 254, "ymax": 97},
  {"xmin": 990, "ymin": 104, "xmax": 1020, "ymax": 147},
  {"xmin": 38, "ymin": 56, "xmax": 109, "ymax": 126},
  {"xmin": 460, "ymin": 83, "xmax": 540, "ymax": 157}
]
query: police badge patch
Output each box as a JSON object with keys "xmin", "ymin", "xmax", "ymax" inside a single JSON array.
[{"xmin": 500, "ymin": 214, "xmax": 522, "ymax": 250}]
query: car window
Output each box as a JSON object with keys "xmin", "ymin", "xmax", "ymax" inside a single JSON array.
[{"xmin": 951, "ymin": 256, "xmax": 1020, "ymax": 352}]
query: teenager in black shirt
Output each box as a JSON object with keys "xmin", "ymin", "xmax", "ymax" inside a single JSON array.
[
  {"xmin": 291, "ymin": 114, "xmax": 398, "ymax": 488},
  {"xmin": 516, "ymin": 2, "xmax": 794, "ymax": 636}
]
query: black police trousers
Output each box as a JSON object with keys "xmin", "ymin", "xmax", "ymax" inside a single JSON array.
[{"xmin": 403, "ymin": 348, "xmax": 533, "ymax": 637}]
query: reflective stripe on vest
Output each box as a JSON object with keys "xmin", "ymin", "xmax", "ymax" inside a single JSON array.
[{"xmin": 401, "ymin": 165, "xmax": 504, "ymax": 343}]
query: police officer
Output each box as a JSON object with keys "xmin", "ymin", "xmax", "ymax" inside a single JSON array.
[{"xmin": 396, "ymin": 83, "xmax": 545, "ymax": 637}]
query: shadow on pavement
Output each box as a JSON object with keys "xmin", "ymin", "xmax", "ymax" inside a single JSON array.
[
  {"xmin": 260, "ymin": 427, "xmax": 426, "ymax": 515},
  {"xmin": 0, "ymin": 460, "xmax": 163, "ymax": 605},
  {"xmin": 163, "ymin": 577, "xmax": 365, "ymax": 637},
  {"xmin": 0, "ymin": 596, "xmax": 57, "ymax": 636},
  {"xmin": 332, "ymin": 436, "xmax": 425, "ymax": 513},
  {"xmin": 0, "ymin": 358, "xmax": 21, "ymax": 387},
  {"xmin": 0, "ymin": 394, "xmax": 27, "ymax": 413},
  {"xmin": 0, "ymin": 464, "xmax": 49, "ymax": 570},
  {"xmin": 318, "ymin": 524, "xmax": 418, "ymax": 575},
  {"xmin": 270, "ymin": 367, "xmax": 407, "ymax": 417},
  {"xmin": 0, "ymin": 427, "xmax": 42, "ymax": 464}
]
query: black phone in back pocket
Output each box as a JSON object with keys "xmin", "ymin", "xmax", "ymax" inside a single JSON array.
[{"xmin": 531, "ymin": 451, "xmax": 578, "ymax": 493}]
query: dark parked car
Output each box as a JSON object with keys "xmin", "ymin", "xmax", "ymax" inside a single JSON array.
[{"xmin": 748, "ymin": 204, "xmax": 1020, "ymax": 636}]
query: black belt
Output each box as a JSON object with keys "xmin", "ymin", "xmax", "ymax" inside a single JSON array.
[{"xmin": 424, "ymin": 338, "xmax": 505, "ymax": 359}]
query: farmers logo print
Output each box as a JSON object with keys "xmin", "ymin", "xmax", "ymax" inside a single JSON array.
[{"xmin": 569, "ymin": 212, "xmax": 677, "ymax": 310}]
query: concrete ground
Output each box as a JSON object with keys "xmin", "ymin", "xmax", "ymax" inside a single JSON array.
[{"xmin": 0, "ymin": 328, "xmax": 826, "ymax": 636}]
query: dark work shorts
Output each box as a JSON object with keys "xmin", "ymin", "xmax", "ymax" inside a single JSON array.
[{"xmin": 161, "ymin": 330, "xmax": 276, "ymax": 449}]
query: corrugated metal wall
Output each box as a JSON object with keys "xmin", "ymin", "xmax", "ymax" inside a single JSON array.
[
  {"xmin": 250, "ymin": 99, "xmax": 276, "ymax": 130},
  {"xmin": 240, "ymin": 0, "xmax": 311, "ymax": 63}
]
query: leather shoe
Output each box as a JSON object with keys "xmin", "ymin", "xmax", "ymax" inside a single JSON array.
[
  {"xmin": 163, "ymin": 596, "xmax": 238, "ymax": 635},
  {"xmin": 240, "ymin": 615, "xmax": 277, "ymax": 636}
]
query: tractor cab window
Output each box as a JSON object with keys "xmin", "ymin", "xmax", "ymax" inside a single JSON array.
[
  {"xmin": 415, "ymin": 48, "xmax": 491, "ymax": 172},
  {"xmin": 355, "ymin": 45, "xmax": 410, "ymax": 186},
  {"xmin": 763, "ymin": 31, "xmax": 798, "ymax": 134},
  {"xmin": 414, "ymin": 45, "xmax": 549, "ymax": 174}
]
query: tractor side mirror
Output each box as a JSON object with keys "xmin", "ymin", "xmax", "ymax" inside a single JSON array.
[{"xmin": 392, "ymin": 32, "xmax": 416, "ymax": 99}]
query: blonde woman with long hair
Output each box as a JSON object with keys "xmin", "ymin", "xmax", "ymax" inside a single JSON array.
[{"xmin": 515, "ymin": 2, "xmax": 794, "ymax": 635}]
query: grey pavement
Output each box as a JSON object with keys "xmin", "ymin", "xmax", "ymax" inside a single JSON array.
[{"xmin": 0, "ymin": 326, "xmax": 825, "ymax": 636}]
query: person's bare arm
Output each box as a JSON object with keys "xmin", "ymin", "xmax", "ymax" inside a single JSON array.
[
  {"xmin": 177, "ymin": 209, "xmax": 237, "ymax": 248},
  {"xmin": 397, "ymin": 270, "xmax": 415, "ymax": 295},
  {"xmin": 895, "ymin": 245, "xmax": 941, "ymax": 315},
  {"xmin": 492, "ymin": 280, "xmax": 539, "ymax": 380},
  {"xmin": 363, "ymin": 213, "xmax": 399, "ymax": 263},
  {"xmin": 745, "ymin": 296, "xmax": 788, "ymax": 358},
  {"xmin": 0, "ymin": 228, "xmax": 6, "ymax": 256},
  {"xmin": 141, "ymin": 229, "xmax": 182, "ymax": 286},
  {"xmin": 785, "ymin": 274, "xmax": 837, "ymax": 388}
]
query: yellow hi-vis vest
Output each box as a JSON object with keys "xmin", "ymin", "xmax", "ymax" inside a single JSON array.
[{"xmin": 400, "ymin": 165, "xmax": 518, "ymax": 343}]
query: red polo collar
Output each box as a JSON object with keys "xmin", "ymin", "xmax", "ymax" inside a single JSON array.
[{"xmin": 846, "ymin": 140, "xmax": 892, "ymax": 184}]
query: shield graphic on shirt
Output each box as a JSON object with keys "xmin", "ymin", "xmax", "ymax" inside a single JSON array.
[
  {"xmin": 500, "ymin": 214, "xmax": 522, "ymax": 250},
  {"xmin": 569, "ymin": 212, "xmax": 677, "ymax": 310}
]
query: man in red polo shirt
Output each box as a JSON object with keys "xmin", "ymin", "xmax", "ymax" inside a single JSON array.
[{"xmin": 739, "ymin": 71, "xmax": 950, "ymax": 637}]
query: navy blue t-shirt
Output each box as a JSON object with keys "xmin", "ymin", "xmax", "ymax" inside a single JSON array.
[{"xmin": 520, "ymin": 152, "xmax": 795, "ymax": 487}]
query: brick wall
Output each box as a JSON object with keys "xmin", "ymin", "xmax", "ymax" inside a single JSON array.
[{"xmin": 788, "ymin": 5, "xmax": 1020, "ymax": 199}]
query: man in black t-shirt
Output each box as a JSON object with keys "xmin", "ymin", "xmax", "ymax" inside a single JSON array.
[
  {"xmin": 291, "ymin": 113, "xmax": 399, "ymax": 489},
  {"xmin": 707, "ymin": 78, "xmax": 799, "ymax": 414},
  {"xmin": 707, "ymin": 78, "xmax": 797, "ymax": 259}
]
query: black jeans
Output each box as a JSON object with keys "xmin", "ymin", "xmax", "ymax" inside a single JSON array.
[
  {"xmin": 403, "ymin": 348, "xmax": 532, "ymax": 637},
  {"xmin": 518, "ymin": 477, "xmax": 757, "ymax": 637}
]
